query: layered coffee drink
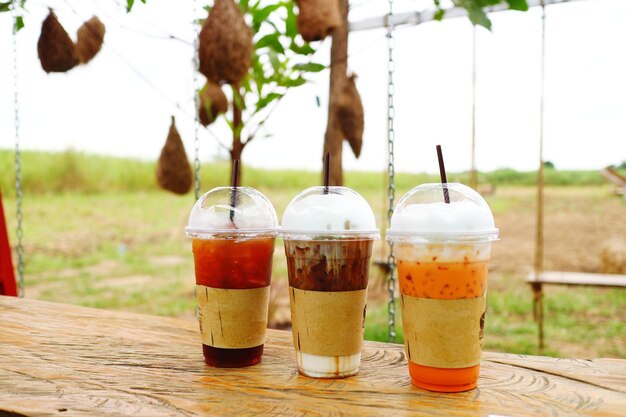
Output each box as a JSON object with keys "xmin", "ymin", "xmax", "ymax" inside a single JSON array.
[{"xmin": 281, "ymin": 186, "xmax": 378, "ymax": 378}]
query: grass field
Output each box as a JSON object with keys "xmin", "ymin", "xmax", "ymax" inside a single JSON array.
[{"xmin": 1, "ymin": 150, "xmax": 624, "ymax": 359}]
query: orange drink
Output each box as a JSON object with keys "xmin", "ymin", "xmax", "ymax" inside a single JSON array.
[{"xmin": 387, "ymin": 183, "xmax": 498, "ymax": 392}]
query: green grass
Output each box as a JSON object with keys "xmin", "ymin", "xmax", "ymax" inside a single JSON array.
[
  {"xmin": 1, "ymin": 150, "xmax": 624, "ymax": 359},
  {"xmin": 1, "ymin": 150, "xmax": 623, "ymax": 198}
]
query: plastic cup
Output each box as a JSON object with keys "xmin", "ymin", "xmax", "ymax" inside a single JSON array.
[
  {"xmin": 387, "ymin": 183, "xmax": 498, "ymax": 392},
  {"xmin": 280, "ymin": 186, "xmax": 379, "ymax": 378},
  {"xmin": 185, "ymin": 186, "xmax": 278, "ymax": 368}
]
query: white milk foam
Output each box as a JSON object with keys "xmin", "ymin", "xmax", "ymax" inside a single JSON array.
[
  {"xmin": 394, "ymin": 241, "xmax": 492, "ymax": 263},
  {"xmin": 296, "ymin": 351, "xmax": 361, "ymax": 378},
  {"xmin": 282, "ymin": 193, "xmax": 376, "ymax": 233},
  {"xmin": 390, "ymin": 201, "xmax": 494, "ymax": 235}
]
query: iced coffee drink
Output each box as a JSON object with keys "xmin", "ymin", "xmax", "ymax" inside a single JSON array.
[
  {"xmin": 387, "ymin": 183, "xmax": 498, "ymax": 392},
  {"xmin": 281, "ymin": 186, "xmax": 378, "ymax": 378},
  {"xmin": 186, "ymin": 186, "xmax": 278, "ymax": 367}
]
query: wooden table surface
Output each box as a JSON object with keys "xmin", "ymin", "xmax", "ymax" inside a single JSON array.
[{"xmin": 1, "ymin": 296, "xmax": 624, "ymax": 417}]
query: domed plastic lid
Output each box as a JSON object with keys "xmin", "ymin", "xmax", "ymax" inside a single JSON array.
[
  {"xmin": 185, "ymin": 186, "xmax": 278, "ymax": 238},
  {"xmin": 281, "ymin": 186, "xmax": 379, "ymax": 239},
  {"xmin": 387, "ymin": 183, "xmax": 498, "ymax": 243}
]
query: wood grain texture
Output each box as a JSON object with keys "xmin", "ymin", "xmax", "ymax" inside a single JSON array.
[
  {"xmin": 0, "ymin": 296, "xmax": 624, "ymax": 417},
  {"xmin": 526, "ymin": 271, "xmax": 626, "ymax": 287}
]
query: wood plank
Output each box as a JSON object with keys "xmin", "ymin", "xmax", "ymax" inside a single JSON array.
[
  {"xmin": 526, "ymin": 271, "xmax": 626, "ymax": 288},
  {"xmin": 1, "ymin": 296, "xmax": 625, "ymax": 417}
]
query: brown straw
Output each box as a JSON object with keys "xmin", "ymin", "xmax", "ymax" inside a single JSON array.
[
  {"xmin": 323, "ymin": 152, "xmax": 330, "ymax": 194},
  {"xmin": 229, "ymin": 159, "xmax": 239, "ymax": 222},
  {"xmin": 436, "ymin": 145, "xmax": 450, "ymax": 204}
]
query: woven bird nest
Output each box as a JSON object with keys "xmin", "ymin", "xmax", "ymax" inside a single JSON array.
[
  {"xmin": 337, "ymin": 74, "xmax": 364, "ymax": 158},
  {"xmin": 37, "ymin": 10, "xmax": 79, "ymax": 73},
  {"xmin": 76, "ymin": 16, "xmax": 105, "ymax": 64},
  {"xmin": 198, "ymin": 82, "xmax": 228, "ymax": 126},
  {"xmin": 198, "ymin": 0, "xmax": 253, "ymax": 85},
  {"xmin": 295, "ymin": 0, "xmax": 341, "ymax": 42},
  {"xmin": 156, "ymin": 117, "xmax": 193, "ymax": 195}
]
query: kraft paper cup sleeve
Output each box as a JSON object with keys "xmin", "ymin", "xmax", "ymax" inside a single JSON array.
[
  {"xmin": 197, "ymin": 286, "xmax": 270, "ymax": 349},
  {"xmin": 289, "ymin": 287, "xmax": 367, "ymax": 357},
  {"xmin": 401, "ymin": 294, "xmax": 486, "ymax": 368}
]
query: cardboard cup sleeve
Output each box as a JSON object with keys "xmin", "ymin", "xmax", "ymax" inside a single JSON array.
[
  {"xmin": 401, "ymin": 295, "xmax": 486, "ymax": 368},
  {"xmin": 197, "ymin": 285, "xmax": 270, "ymax": 349},
  {"xmin": 289, "ymin": 287, "xmax": 367, "ymax": 357}
]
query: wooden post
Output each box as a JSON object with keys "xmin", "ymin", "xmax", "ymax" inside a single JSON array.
[
  {"xmin": 0, "ymin": 189, "xmax": 17, "ymax": 297},
  {"xmin": 534, "ymin": 2, "xmax": 547, "ymax": 351},
  {"xmin": 323, "ymin": 0, "xmax": 349, "ymax": 186}
]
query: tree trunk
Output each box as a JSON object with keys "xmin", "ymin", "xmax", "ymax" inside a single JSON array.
[
  {"xmin": 230, "ymin": 85, "xmax": 243, "ymax": 187},
  {"xmin": 323, "ymin": 0, "xmax": 349, "ymax": 186}
]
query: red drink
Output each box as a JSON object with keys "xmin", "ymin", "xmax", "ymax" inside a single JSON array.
[{"xmin": 192, "ymin": 237, "xmax": 274, "ymax": 367}]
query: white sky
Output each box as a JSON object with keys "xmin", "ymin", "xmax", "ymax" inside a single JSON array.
[{"xmin": 0, "ymin": 0, "xmax": 624, "ymax": 174}]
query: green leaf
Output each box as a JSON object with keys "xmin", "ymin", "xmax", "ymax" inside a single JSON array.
[
  {"xmin": 293, "ymin": 62, "xmax": 326, "ymax": 72},
  {"xmin": 256, "ymin": 92, "xmax": 283, "ymax": 112},
  {"xmin": 466, "ymin": 3, "xmax": 492, "ymax": 30},
  {"xmin": 0, "ymin": 2, "xmax": 12, "ymax": 13},
  {"xmin": 232, "ymin": 86, "xmax": 246, "ymax": 111},
  {"xmin": 126, "ymin": 0, "xmax": 146, "ymax": 12},
  {"xmin": 240, "ymin": 0, "xmax": 250, "ymax": 12},
  {"xmin": 269, "ymin": 50, "xmax": 281, "ymax": 73},
  {"xmin": 506, "ymin": 0, "xmax": 529, "ymax": 11},
  {"xmin": 285, "ymin": 2, "xmax": 297, "ymax": 38},
  {"xmin": 290, "ymin": 41, "xmax": 315, "ymax": 56},
  {"xmin": 434, "ymin": 9, "xmax": 445, "ymax": 21},
  {"xmin": 281, "ymin": 76, "xmax": 306, "ymax": 87},
  {"xmin": 255, "ymin": 33, "xmax": 285, "ymax": 54},
  {"xmin": 13, "ymin": 15, "xmax": 23, "ymax": 32},
  {"xmin": 252, "ymin": 4, "xmax": 281, "ymax": 30}
]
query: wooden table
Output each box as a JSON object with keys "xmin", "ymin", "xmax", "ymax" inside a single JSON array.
[{"xmin": 1, "ymin": 296, "xmax": 624, "ymax": 416}]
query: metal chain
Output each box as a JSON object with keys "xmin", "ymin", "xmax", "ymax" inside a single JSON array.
[
  {"xmin": 192, "ymin": 0, "xmax": 201, "ymax": 201},
  {"xmin": 386, "ymin": 0, "xmax": 397, "ymax": 343},
  {"xmin": 12, "ymin": 5, "xmax": 25, "ymax": 298}
]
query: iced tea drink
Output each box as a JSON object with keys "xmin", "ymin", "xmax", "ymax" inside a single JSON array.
[
  {"xmin": 193, "ymin": 237, "xmax": 274, "ymax": 367},
  {"xmin": 186, "ymin": 186, "xmax": 278, "ymax": 368},
  {"xmin": 281, "ymin": 186, "xmax": 378, "ymax": 378},
  {"xmin": 387, "ymin": 183, "xmax": 498, "ymax": 392}
]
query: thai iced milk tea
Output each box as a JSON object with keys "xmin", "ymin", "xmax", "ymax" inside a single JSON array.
[
  {"xmin": 192, "ymin": 237, "xmax": 274, "ymax": 367},
  {"xmin": 396, "ymin": 242, "xmax": 490, "ymax": 391}
]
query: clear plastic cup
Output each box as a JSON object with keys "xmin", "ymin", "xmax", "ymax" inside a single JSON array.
[
  {"xmin": 280, "ymin": 186, "xmax": 379, "ymax": 378},
  {"xmin": 185, "ymin": 186, "xmax": 278, "ymax": 367},
  {"xmin": 387, "ymin": 183, "xmax": 498, "ymax": 392}
]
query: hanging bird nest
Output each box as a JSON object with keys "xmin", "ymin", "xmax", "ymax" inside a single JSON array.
[
  {"xmin": 198, "ymin": 0, "xmax": 253, "ymax": 85},
  {"xmin": 37, "ymin": 9, "xmax": 79, "ymax": 73},
  {"xmin": 156, "ymin": 117, "xmax": 193, "ymax": 195},
  {"xmin": 198, "ymin": 82, "xmax": 228, "ymax": 126},
  {"xmin": 337, "ymin": 74, "xmax": 364, "ymax": 158},
  {"xmin": 76, "ymin": 16, "xmax": 105, "ymax": 64},
  {"xmin": 295, "ymin": 0, "xmax": 341, "ymax": 42}
]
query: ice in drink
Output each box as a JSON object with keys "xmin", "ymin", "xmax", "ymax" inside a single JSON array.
[
  {"xmin": 186, "ymin": 186, "xmax": 278, "ymax": 367},
  {"xmin": 281, "ymin": 186, "xmax": 378, "ymax": 378}
]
